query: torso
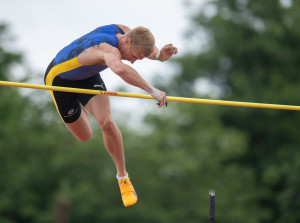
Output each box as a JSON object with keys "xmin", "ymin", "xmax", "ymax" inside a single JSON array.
[{"xmin": 53, "ymin": 24, "xmax": 125, "ymax": 81}]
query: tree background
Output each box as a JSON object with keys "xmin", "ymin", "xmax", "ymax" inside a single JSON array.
[{"xmin": 1, "ymin": 0, "xmax": 300, "ymax": 222}]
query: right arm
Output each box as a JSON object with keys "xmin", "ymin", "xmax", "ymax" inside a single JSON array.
[{"xmin": 102, "ymin": 44, "xmax": 168, "ymax": 107}]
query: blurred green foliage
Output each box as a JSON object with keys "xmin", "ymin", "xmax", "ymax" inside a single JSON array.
[{"xmin": 1, "ymin": 0, "xmax": 300, "ymax": 222}]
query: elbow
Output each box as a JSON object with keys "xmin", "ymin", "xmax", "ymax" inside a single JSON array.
[{"xmin": 113, "ymin": 65, "xmax": 127, "ymax": 77}]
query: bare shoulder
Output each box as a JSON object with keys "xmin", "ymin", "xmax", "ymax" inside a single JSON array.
[
  {"xmin": 115, "ymin": 24, "xmax": 131, "ymax": 33},
  {"xmin": 99, "ymin": 42, "xmax": 120, "ymax": 54},
  {"xmin": 78, "ymin": 43, "xmax": 120, "ymax": 66}
]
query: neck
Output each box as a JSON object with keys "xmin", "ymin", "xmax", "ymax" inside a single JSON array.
[{"xmin": 117, "ymin": 34, "xmax": 124, "ymax": 50}]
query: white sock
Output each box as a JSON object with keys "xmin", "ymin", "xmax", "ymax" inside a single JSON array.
[{"xmin": 116, "ymin": 173, "xmax": 129, "ymax": 181}]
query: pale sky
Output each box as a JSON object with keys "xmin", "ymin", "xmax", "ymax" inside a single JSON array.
[{"xmin": 0, "ymin": 0, "xmax": 206, "ymax": 126}]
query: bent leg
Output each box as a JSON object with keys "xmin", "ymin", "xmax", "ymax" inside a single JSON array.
[
  {"xmin": 85, "ymin": 95, "xmax": 127, "ymax": 177},
  {"xmin": 65, "ymin": 105, "xmax": 92, "ymax": 142}
]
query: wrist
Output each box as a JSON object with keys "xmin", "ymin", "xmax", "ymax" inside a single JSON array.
[
  {"xmin": 146, "ymin": 85, "xmax": 155, "ymax": 94},
  {"xmin": 156, "ymin": 54, "xmax": 164, "ymax": 62}
]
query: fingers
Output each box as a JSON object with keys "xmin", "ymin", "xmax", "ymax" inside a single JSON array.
[
  {"xmin": 157, "ymin": 101, "xmax": 168, "ymax": 108},
  {"xmin": 172, "ymin": 47, "xmax": 178, "ymax": 54},
  {"xmin": 158, "ymin": 93, "xmax": 168, "ymax": 108},
  {"xmin": 169, "ymin": 47, "xmax": 178, "ymax": 55},
  {"xmin": 150, "ymin": 88, "xmax": 168, "ymax": 108},
  {"xmin": 162, "ymin": 44, "xmax": 178, "ymax": 58},
  {"xmin": 164, "ymin": 44, "xmax": 176, "ymax": 51},
  {"xmin": 164, "ymin": 43, "xmax": 173, "ymax": 48}
]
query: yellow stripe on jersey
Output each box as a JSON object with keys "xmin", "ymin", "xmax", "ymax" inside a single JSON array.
[
  {"xmin": 45, "ymin": 57, "xmax": 82, "ymax": 85},
  {"xmin": 45, "ymin": 57, "xmax": 83, "ymax": 122}
]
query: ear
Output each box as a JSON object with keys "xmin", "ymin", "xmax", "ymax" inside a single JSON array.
[{"xmin": 124, "ymin": 37, "xmax": 132, "ymax": 45}]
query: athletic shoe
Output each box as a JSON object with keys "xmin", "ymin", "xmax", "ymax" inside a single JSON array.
[{"xmin": 118, "ymin": 178, "xmax": 138, "ymax": 207}]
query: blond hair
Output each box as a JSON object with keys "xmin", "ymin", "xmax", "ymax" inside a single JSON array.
[{"xmin": 124, "ymin": 26, "xmax": 155, "ymax": 57}]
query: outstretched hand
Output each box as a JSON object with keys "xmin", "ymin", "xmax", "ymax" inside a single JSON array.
[{"xmin": 158, "ymin": 44, "xmax": 178, "ymax": 61}]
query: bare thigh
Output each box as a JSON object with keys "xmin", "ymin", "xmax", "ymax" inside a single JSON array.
[
  {"xmin": 65, "ymin": 104, "xmax": 92, "ymax": 141},
  {"xmin": 85, "ymin": 94, "xmax": 112, "ymax": 126},
  {"xmin": 65, "ymin": 95, "xmax": 112, "ymax": 141}
]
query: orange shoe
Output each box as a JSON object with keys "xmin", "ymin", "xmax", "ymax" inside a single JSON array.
[{"xmin": 118, "ymin": 178, "xmax": 138, "ymax": 207}]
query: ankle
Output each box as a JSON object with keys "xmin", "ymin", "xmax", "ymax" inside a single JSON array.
[{"xmin": 116, "ymin": 173, "xmax": 129, "ymax": 181}]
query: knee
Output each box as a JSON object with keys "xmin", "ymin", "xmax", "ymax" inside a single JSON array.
[
  {"xmin": 77, "ymin": 131, "xmax": 92, "ymax": 142},
  {"xmin": 99, "ymin": 118, "xmax": 115, "ymax": 134}
]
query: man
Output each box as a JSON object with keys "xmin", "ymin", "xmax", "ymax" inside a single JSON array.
[{"xmin": 44, "ymin": 24, "xmax": 178, "ymax": 207}]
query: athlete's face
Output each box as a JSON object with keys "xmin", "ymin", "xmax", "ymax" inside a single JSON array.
[{"xmin": 120, "ymin": 38, "xmax": 145, "ymax": 64}]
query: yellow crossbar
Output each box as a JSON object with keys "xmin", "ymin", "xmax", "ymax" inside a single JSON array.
[{"xmin": 0, "ymin": 80, "xmax": 300, "ymax": 111}]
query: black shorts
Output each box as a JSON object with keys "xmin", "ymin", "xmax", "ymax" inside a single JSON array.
[{"xmin": 44, "ymin": 60, "xmax": 107, "ymax": 123}]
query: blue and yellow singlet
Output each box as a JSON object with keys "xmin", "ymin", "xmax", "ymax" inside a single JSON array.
[{"xmin": 45, "ymin": 24, "xmax": 125, "ymax": 85}]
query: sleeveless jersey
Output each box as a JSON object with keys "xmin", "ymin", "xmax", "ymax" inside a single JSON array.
[{"xmin": 53, "ymin": 24, "xmax": 125, "ymax": 80}]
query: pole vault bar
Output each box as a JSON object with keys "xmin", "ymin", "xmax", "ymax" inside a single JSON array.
[{"xmin": 1, "ymin": 80, "xmax": 300, "ymax": 111}]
